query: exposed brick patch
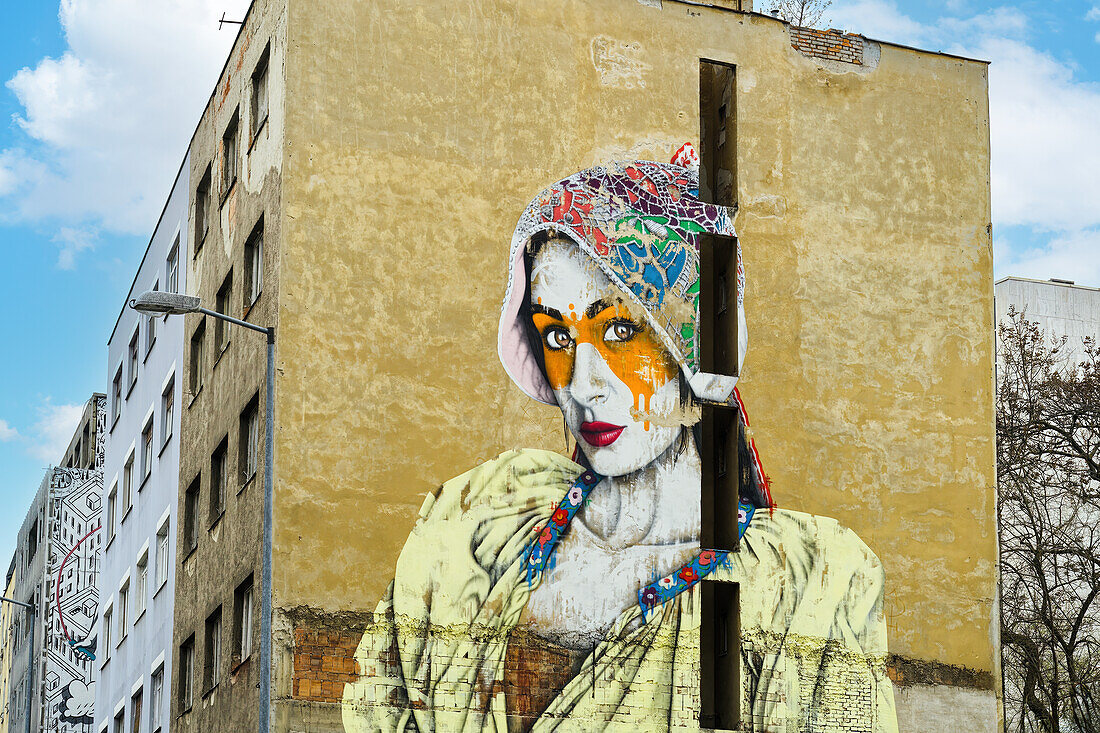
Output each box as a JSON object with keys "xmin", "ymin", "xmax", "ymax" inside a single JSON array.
[
  {"xmin": 504, "ymin": 630, "xmax": 581, "ymax": 727},
  {"xmin": 887, "ymin": 654, "xmax": 995, "ymax": 690},
  {"xmin": 789, "ymin": 26, "xmax": 864, "ymax": 65},
  {"xmin": 291, "ymin": 624, "xmax": 363, "ymax": 703}
]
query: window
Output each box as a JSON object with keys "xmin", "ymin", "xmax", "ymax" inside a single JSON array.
[
  {"xmin": 128, "ymin": 330, "xmax": 139, "ymax": 389},
  {"xmin": 122, "ymin": 452, "xmax": 134, "ymax": 516},
  {"xmin": 161, "ymin": 378, "xmax": 175, "ymax": 447},
  {"xmin": 179, "ymin": 635, "xmax": 194, "ymax": 709},
  {"xmin": 103, "ymin": 606, "xmax": 113, "ymax": 658},
  {"xmin": 150, "ymin": 664, "xmax": 164, "ymax": 727},
  {"xmin": 244, "ymin": 219, "xmax": 263, "ymax": 306},
  {"xmin": 146, "ymin": 282, "xmax": 158, "ymax": 354},
  {"xmin": 195, "ymin": 166, "xmax": 211, "ymax": 254},
  {"xmin": 141, "ymin": 419, "xmax": 154, "ymax": 483},
  {"xmin": 184, "ymin": 476, "xmax": 200, "ymax": 553},
  {"xmin": 130, "ymin": 689, "xmax": 143, "ymax": 733},
  {"xmin": 215, "ymin": 272, "xmax": 232, "ymax": 352},
  {"xmin": 239, "ymin": 395, "xmax": 259, "ymax": 487},
  {"xmin": 251, "ymin": 45, "xmax": 270, "ymax": 137},
  {"xmin": 107, "ymin": 483, "xmax": 118, "ymax": 542},
  {"xmin": 698, "ymin": 59, "xmax": 741, "ymax": 732},
  {"xmin": 233, "ymin": 576, "xmax": 254, "ymax": 665},
  {"xmin": 118, "ymin": 580, "xmax": 129, "ymax": 638},
  {"xmin": 222, "ymin": 111, "xmax": 239, "ymax": 196},
  {"xmin": 210, "ymin": 438, "xmax": 228, "ymax": 522},
  {"xmin": 699, "ymin": 59, "xmax": 737, "ymax": 208},
  {"xmin": 113, "ymin": 710, "xmax": 124, "ymax": 733},
  {"xmin": 189, "ymin": 320, "xmax": 206, "ymax": 395},
  {"xmin": 166, "ymin": 237, "xmax": 179, "ymax": 293},
  {"xmin": 156, "ymin": 520, "xmax": 170, "ymax": 587},
  {"xmin": 136, "ymin": 551, "xmax": 148, "ymax": 617},
  {"xmin": 27, "ymin": 519, "xmax": 38, "ymax": 562},
  {"xmin": 700, "ymin": 581, "xmax": 740, "ymax": 729},
  {"xmin": 112, "ymin": 367, "xmax": 122, "ymax": 423},
  {"xmin": 204, "ymin": 607, "xmax": 222, "ymax": 690}
]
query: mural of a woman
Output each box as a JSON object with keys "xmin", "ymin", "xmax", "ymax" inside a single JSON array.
[{"xmin": 342, "ymin": 147, "xmax": 898, "ymax": 733}]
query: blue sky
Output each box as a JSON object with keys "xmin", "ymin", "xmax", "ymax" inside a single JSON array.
[{"xmin": 0, "ymin": 0, "xmax": 1097, "ymax": 567}]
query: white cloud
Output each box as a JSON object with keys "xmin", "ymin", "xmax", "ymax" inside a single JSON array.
[
  {"xmin": 0, "ymin": 0, "xmax": 251, "ymax": 246},
  {"xmin": 0, "ymin": 419, "xmax": 18, "ymax": 441},
  {"xmin": 8, "ymin": 53, "xmax": 103, "ymax": 148},
  {"xmin": 829, "ymin": 0, "xmax": 930, "ymax": 41},
  {"xmin": 831, "ymin": 1, "xmax": 1100, "ymax": 284},
  {"xmin": 52, "ymin": 226, "xmax": 97, "ymax": 269},
  {"xmin": 1087, "ymin": 6, "xmax": 1100, "ymax": 22},
  {"xmin": 831, "ymin": 3, "xmax": 1030, "ymax": 49},
  {"xmin": 980, "ymin": 38, "xmax": 1100, "ymax": 232},
  {"xmin": 998, "ymin": 228, "xmax": 1100, "ymax": 286},
  {"xmin": 27, "ymin": 399, "xmax": 84, "ymax": 463},
  {"xmin": 58, "ymin": 679, "xmax": 94, "ymax": 720}
]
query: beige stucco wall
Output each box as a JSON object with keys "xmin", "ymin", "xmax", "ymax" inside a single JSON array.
[
  {"xmin": 0, "ymin": 572, "xmax": 15, "ymax": 733},
  {"xmin": 275, "ymin": 0, "xmax": 993, "ymax": 688}
]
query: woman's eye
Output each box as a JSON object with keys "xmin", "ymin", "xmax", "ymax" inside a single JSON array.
[
  {"xmin": 544, "ymin": 328, "xmax": 573, "ymax": 351},
  {"xmin": 604, "ymin": 321, "xmax": 638, "ymax": 343}
]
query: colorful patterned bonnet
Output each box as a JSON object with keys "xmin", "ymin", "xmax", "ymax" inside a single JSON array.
[{"xmin": 498, "ymin": 144, "xmax": 747, "ymax": 406}]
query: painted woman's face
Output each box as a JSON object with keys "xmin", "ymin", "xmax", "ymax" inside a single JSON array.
[{"xmin": 530, "ymin": 239, "xmax": 688, "ymax": 477}]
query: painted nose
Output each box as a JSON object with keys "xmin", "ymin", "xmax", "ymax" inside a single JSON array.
[{"xmin": 570, "ymin": 343, "xmax": 612, "ymax": 406}]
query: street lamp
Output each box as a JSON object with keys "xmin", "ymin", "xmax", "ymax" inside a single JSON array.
[
  {"xmin": 1, "ymin": 595, "xmax": 36, "ymax": 733},
  {"xmin": 130, "ymin": 291, "xmax": 275, "ymax": 733}
]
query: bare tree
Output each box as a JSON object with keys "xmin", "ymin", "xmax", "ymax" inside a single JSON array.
[
  {"xmin": 766, "ymin": 0, "xmax": 833, "ymax": 28},
  {"xmin": 999, "ymin": 307, "xmax": 1100, "ymax": 733}
]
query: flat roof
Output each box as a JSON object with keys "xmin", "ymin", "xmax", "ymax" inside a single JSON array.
[{"xmin": 996, "ymin": 276, "xmax": 1100, "ymax": 293}]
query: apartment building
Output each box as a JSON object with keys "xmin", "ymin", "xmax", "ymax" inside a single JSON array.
[
  {"xmin": 169, "ymin": 4, "xmax": 280, "ymax": 731},
  {"xmin": 59, "ymin": 396, "xmax": 106, "ymax": 472},
  {"xmin": 0, "ymin": 560, "xmax": 16, "ymax": 733},
  {"xmin": 171, "ymin": 1, "xmax": 997, "ymax": 731},
  {"xmin": 6, "ymin": 395, "xmax": 104, "ymax": 733},
  {"xmin": 93, "ymin": 157, "xmax": 189, "ymax": 733}
]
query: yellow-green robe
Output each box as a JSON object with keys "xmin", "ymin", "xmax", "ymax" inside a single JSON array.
[{"xmin": 342, "ymin": 449, "xmax": 898, "ymax": 733}]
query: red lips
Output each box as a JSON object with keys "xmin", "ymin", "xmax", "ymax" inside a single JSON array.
[{"xmin": 579, "ymin": 421, "xmax": 626, "ymax": 447}]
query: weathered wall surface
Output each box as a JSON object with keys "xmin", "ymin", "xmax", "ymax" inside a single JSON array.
[{"xmin": 274, "ymin": 0, "xmax": 995, "ymax": 729}]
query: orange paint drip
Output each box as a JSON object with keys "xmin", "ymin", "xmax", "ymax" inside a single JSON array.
[{"xmin": 635, "ymin": 392, "xmax": 653, "ymax": 431}]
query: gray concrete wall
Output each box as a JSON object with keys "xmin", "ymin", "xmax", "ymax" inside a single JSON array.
[{"xmin": 995, "ymin": 277, "xmax": 1100, "ymax": 365}]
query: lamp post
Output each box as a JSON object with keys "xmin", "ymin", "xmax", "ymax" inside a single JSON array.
[
  {"xmin": 1, "ymin": 595, "xmax": 36, "ymax": 733},
  {"xmin": 130, "ymin": 291, "xmax": 275, "ymax": 733}
]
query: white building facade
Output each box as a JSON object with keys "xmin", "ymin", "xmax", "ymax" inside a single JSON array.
[
  {"xmin": 995, "ymin": 276, "xmax": 1100, "ymax": 361},
  {"xmin": 95, "ymin": 156, "xmax": 189, "ymax": 733}
]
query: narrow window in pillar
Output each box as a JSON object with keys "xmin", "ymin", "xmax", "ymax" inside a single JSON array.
[{"xmin": 698, "ymin": 57, "xmax": 742, "ymax": 732}]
